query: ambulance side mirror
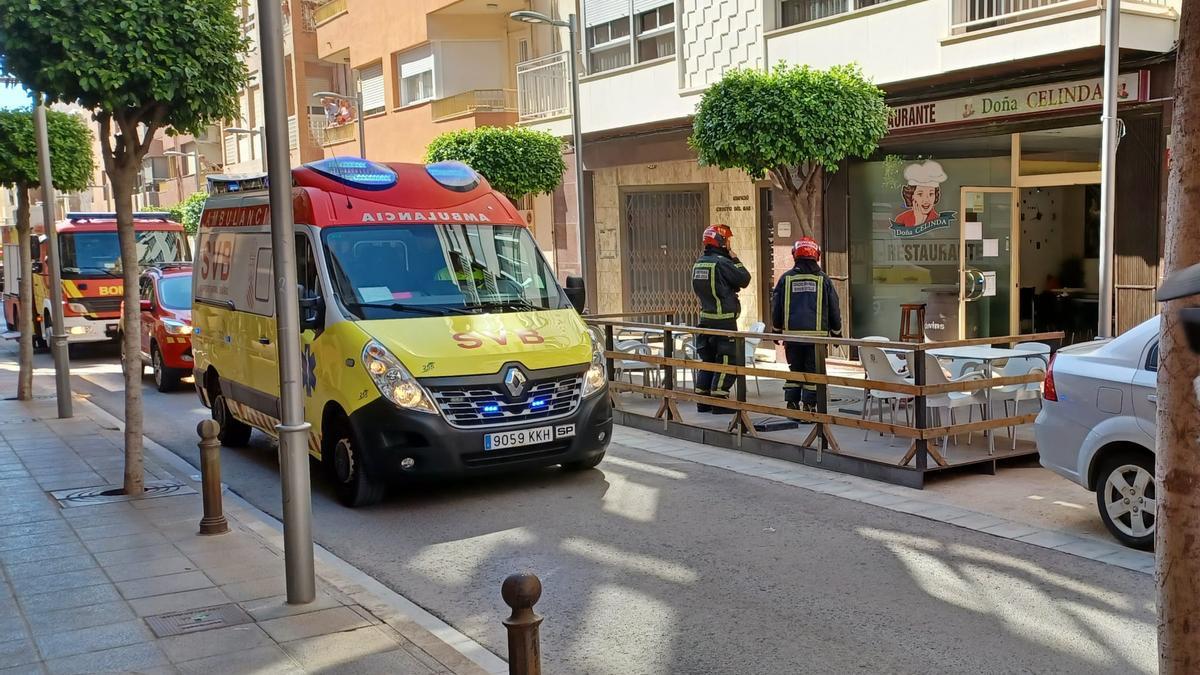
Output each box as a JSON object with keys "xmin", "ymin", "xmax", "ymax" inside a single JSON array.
[
  {"xmin": 564, "ymin": 275, "xmax": 586, "ymax": 314},
  {"xmin": 1158, "ymin": 264, "xmax": 1200, "ymax": 353},
  {"xmin": 298, "ymin": 286, "xmax": 324, "ymax": 331}
]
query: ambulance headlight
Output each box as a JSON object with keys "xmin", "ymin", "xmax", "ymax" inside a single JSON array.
[
  {"xmin": 361, "ymin": 341, "xmax": 436, "ymax": 414},
  {"xmin": 582, "ymin": 333, "xmax": 608, "ymax": 398}
]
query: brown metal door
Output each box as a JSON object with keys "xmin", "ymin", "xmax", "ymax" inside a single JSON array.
[
  {"xmin": 1114, "ymin": 113, "xmax": 1163, "ymax": 334},
  {"xmin": 624, "ymin": 190, "xmax": 706, "ymax": 323}
]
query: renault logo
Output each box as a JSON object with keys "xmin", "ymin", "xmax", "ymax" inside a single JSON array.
[{"xmin": 504, "ymin": 367, "xmax": 528, "ymax": 397}]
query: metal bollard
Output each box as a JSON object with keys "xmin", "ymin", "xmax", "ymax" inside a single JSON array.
[
  {"xmin": 196, "ymin": 420, "xmax": 230, "ymax": 536},
  {"xmin": 502, "ymin": 572, "xmax": 543, "ymax": 675}
]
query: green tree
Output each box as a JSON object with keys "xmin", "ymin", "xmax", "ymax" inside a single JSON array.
[
  {"xmin": 689, "ymin": 64, "xmax": 888, "ymax": 238},
  {"xmin": 0, "ymin": 105, "xmax": 93, "ymax": 402},
  {"xmin": 0, "ymin": 0, "xmax": 247, "ymax": 496},
  {"xmin": 167, "ymin": 191, "xmax": 207, "ymax": 235},
  {"xmin": 425, "ymin": 126, "xmax": 566, "ymax": 202}
]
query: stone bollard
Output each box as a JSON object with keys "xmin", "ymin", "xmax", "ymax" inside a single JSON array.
[
  {"xmin": 501, "ymin": 572, "xmax": 543, "ymax": 675},
  {"xmin": 196, "ymin": 420, "xmax": 230, "ymax": 535}
]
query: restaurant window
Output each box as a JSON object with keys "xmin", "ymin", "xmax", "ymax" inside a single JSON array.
[
  {"xmin": 848, "ymin": 134, "xmax": 1011, "ymax": 340},
  {"xmin": 1017, "ymin": 125, "xmax": 1102, "ymax": 177}
]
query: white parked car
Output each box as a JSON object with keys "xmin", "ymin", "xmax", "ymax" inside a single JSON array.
[{"xmin": 1036, "ymin": 316, "xmax": 1158, "ymax": 549}]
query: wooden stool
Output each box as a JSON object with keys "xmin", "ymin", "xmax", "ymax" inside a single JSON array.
[{"xmin": 899, "ymin": 303, "xmax": 926, "ymax": 342}]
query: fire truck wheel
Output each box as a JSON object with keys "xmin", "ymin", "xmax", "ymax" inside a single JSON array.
[{"xmin": 33, "ymin": 313, "xmax": 48, "ymax": 352}]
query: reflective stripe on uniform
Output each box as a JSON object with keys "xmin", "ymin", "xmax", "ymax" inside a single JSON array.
[
  {"xmin": 784, "ymin": 273, "xmax": 824, "ymax": 332},
  {"xmin": 699, "ymin": 311, "xmax": 736, "ymax": 320},
  {"xmin": 715, "ymin": 353, "xmax": 730, "ymax": 390}
]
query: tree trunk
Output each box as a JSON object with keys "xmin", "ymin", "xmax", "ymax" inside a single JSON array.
[
  {"xmin": 110, "ymin": 165, "xmax": 145, "ymax": 497},
  {"xmin": 772, "ymin": 165, "xmax": 824, "ymax": 239},
  {"xmin": 14, "ymin": 186, "xmax": 33, "ymax": 401},
  {"xmin": 1157, "ymin": 0, "xmax": 1200, "ymax": 671}
]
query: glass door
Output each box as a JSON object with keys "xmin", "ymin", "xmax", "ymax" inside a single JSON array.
[{"xmin": 959, "ymin": 187, "xmax": 1018, "ymax": 339}]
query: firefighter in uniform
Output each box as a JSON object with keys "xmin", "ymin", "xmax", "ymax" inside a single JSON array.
[
  {"xmin": 772, "ymin": 237, "xmax": 842, "ymax": 411},
  {"xmin": 691, "ymin": 224, "xmax": 752, "ymax": 414}
]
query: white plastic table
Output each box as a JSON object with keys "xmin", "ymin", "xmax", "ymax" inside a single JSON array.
[{"xmin": 927, "ymin": 345, "xmax": 1037, "ymax": 454}]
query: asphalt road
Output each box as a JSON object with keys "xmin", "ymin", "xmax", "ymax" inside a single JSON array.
[{"xmin": 52, "ymin": 344, "xmax": 1157, "ymax": 674}]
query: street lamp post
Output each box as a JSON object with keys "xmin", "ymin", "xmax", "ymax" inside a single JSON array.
[
  {"xmin": 255, "ymin": 0, "xmax": 316, "ymax": 605},
  {"xmin": 224, "ymin": 126, "xmax": 268, "ymax": 172},
  {"xmin": 164, "ymin": 149, "xmax": 204, "ymax": 194},
  {"xmin": 509, "ymin": 10, "xmax": 588, "ymax": 294},
  {"xmin": 33, "ymin": 94, "xmax": 72, "ymax": 419},
  {"xmin": 312, "ymin": 87, "xmax": 367, "ymax": 158}
]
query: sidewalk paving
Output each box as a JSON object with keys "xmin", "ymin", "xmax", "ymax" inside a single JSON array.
[{"xmin": 0, "ymin": 352, "xmax": 503, "ymax": 674}]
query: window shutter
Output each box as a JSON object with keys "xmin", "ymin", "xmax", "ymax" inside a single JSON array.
[
  {"xmin": 584, "ymin": 0, "xmax": 629, "ymax": 26},
  {"xmin": 359, "ymin": 63, "xmax": 385, "ymax": 112},
  {"xmin": 633, "ymin": 0, "xmax": 668, "ymax": 13}
]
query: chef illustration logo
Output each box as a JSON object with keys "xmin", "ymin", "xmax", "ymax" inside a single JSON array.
[{"xmin": 890, "ymin": 160, "xmax": 957, "ymax": 238}]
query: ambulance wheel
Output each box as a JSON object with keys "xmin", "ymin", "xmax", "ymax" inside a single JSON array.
[
  {"xmin": 151, "ymin": 345, "xmax": 182, "ymax": 392},
  {"xmin": 563, "ymin": 451, "xmax": 606, "ymax": 471},
  {"xmin": 212, "ymin": 392, "xmax": 252, "ymax": 447},
  {"xmin": 325, "ymin": 419, "xmax": 384, "ymax": 508}
]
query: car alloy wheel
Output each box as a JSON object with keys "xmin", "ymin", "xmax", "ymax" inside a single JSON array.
[
  {"xmin": 334, "ymin": 437, "xmax": 356, "ymax": 484},
  {"xmin": 153, "ymin": 350, "xmax": 164, "ymax": 387},
  {"xmin": 1102, "ymin": 463, "xmax": 1156, "ymax": 540}
]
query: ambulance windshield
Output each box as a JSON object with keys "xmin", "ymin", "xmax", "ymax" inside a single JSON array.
[{"xmin": 324, "ymin": 224, "xmax": 567, "ymax": 319}]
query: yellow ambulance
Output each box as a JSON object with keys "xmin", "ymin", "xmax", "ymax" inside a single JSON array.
[{"xmin": 192, "ymin": 158, "xmax": 611, "ymax": 506}]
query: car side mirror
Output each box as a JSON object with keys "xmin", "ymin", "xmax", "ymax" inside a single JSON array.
[
  {"xmin": 564, "ymin": 275, "xmax": 586, "ymax": 314},
  {"xmin": 139, "ymin": 299, "xmax": 152, "ymax": 312},
  {"xmin": 1158, "ymin": 264, "xmax": 1200, "ymax": 353},
  {"xmin": 298, "ymin": 287, "xmax": 324, "ymax": 331},
  {"xmin": 31, "ymin": 261, "xmax": 43, "ymax": 274}
]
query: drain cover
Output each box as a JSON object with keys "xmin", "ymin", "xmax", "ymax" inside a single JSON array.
[
  {"xmin": 145, "ymin": 603, "xmax": 251, "ymax": 637},
  {"xmin": 50, "ymin": 479, "xmax": 197, "ymax": 508}
]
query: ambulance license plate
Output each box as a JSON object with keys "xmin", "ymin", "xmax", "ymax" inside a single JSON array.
[{"xmin": 484, "ymin": 424, "xmax": 575, "ymax": 451}]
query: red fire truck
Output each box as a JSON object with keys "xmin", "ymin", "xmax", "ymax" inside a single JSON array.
[{"xmin": 1, "ymin": 212, "xmax": 190, "ymax": 347}]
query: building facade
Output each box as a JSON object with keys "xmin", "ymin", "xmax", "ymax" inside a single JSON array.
[{"xmin": 519, "ymin": 0, "xmax": 1180, "ymax": 340}]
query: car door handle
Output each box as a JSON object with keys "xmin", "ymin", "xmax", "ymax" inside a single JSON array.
[
  {"xmin": 257, "ymin": 337, "xmax": 271, "ymax": 345},
  {"xmin": 1147, "ymin": 394, "xmax": 1158, "ymax": 403}
]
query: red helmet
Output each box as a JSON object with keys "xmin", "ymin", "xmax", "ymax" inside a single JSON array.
[
  {"xmin": 702, "ymin": 224, "xmax": 733, "ymax": 249},
  {"xmin": 792, "ymin": 237, "xmax": 821, "ymax": 261}
]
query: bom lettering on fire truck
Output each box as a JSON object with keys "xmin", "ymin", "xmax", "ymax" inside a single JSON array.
[
  {"xmin": 452, "ymin": 329, "xmax": 545, "ymax": 349},
  {"xmin": 98, "ymin": 285, "xmax": 124, "ymax": 296}
]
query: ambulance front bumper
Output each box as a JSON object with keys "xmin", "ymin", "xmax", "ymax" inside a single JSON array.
[{"xmin": 348, "ymin": 390, "xmax": 612, "ymax": 481}]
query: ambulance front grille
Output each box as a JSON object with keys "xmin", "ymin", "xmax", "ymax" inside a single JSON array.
[{"xmin": 428, "ymin": 375, "xmax": 583, "ymax": 429}]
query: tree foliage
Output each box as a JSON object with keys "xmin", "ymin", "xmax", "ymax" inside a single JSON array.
[
  {"xmin": 0, "ymin": 0, "xmax": 248, "ymax": 496},
  {"xmin": 0, "ymin": 107, "xmax": 94, "ymax": 193},
  {"xmin": 167, "ymin": 191, "xmax": 206, "ymax": 235},
  {"xmin": 425, "ymin": 126, "xmax": 566, "ymax": 201},
  {"xmin": 689, "ymin": 64, "xmax": 888, "ymax": 237}
]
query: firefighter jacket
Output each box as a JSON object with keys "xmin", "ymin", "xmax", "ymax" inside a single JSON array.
[
  {"xmin": 691, "ymin": 246, "xmax": 752, "ymax": 323},
  {"xmin": 771, "ymin": 259, "xmax": 842, "ymax": 337}
]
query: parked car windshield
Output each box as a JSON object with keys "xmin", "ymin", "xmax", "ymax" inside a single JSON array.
[
  {"xmin": 157, "ymin": 274, "xmax": 192, "ymax": 310},
  {"xmin": 59, "ymin": 231, "xmax": 187, "ymax": 278},
  {"xmin": 323, "ymin": 224, "xmax": 567, "ymax": 319}
]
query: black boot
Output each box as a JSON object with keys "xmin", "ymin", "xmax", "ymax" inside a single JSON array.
[
  {"xmin": 709, "ymin": 399, "xmax": 735, "ymax": 415},
  {"xmin": 786, "ymin": 401, "xmax": 801, "ymax": 411},
  {"xmin": 696, "ymin": 402, "xmax": 712, "ymax": 413}
]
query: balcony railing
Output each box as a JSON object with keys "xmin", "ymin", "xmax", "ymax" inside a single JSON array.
[
  {"xmin": 287, "ymin": 115, "xmax": 300, "ymax": 150},
  {"xmin": 777, "ymin": 0, "xmax": 895, "ymax": 28},
  {"xmin": 308, "ymin": 115, "xmax": 327, "ymax": 147},
  {"xmin": 950, "ymin": 0, "xmax": 1168, "ymax": 33},
  {"xmin": 313, "ymin": 0, "xmax": 347, "ymax": 25},
  {"xmin": 516, "ymin": 52, "xmax": 570, "ymax": 123},
  {"xmin": 322, "ymin": 123, "xmax": 356, "ymax": 147},
  {"xmin": 431, "ymin": 89, "xmax": 517, "ymax": 121}
]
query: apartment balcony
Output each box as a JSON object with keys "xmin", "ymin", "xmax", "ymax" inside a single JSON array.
[
  {"xmin": 431, "ymin": 89, "xmax": 517, "ymax": 122},
  {"xmin": 516, "ymin": 53, "xmax": 571, "ymax": 123},
  {"xmin": 765, "ymin": 0, "xmax": 1179, "ymax": 86},
  {"xmin": 321, "ymin": 122, "xmax": 356, "ymax": 148},
  {"xmin": 313, "ymin": 0, "xmax": 347, "ymax": 25}
]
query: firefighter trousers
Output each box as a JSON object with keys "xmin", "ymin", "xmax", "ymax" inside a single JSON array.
[
  {"xmin": 782, "ymin": 343, "xmax": 819, "ymax": 406},
  {"xmin": 695, "ymin": 318, "xmax": 738, "ymax": 400}
]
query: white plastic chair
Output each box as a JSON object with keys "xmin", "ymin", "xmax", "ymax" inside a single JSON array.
[
  {"xmin": 614, "ymin": 339, "xmax": 658, "ymax": 389},
  {"xmin": 745, "ymin": 321, "xmax": 766, "ymax": 395},
  {"xmin": 859, "ymin": 346, "xmax": 914, "ymax": 443},
  {"xmin": 1014, "ymin": 341, "xmax": 1051, "ymax": 368},
  {"xmin": 919, "ymin": 353, "xmax": 988, "ymax": 450},
  {"xmin": 675, "ymin": 334, "xmax": 698, "ymax": 389},
  {"xmin": 862, "ymin": 335, "xmax": 907, "ymax": 374},
  {"xmin": 992, "ymin": 354, "xmax": 1047, "ymax": 449}
]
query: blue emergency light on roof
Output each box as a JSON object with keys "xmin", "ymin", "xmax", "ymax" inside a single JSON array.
[
  {"xmin": 425, "ymin": 161, "xmax": 480, "ymax": 192},
  {"xmin": 207, "ymin": 174, "xmax": 269, "ymax": 195},
  {"xmin": 308, "ymin": 157, "xmax": 397, "ymax": 190}
]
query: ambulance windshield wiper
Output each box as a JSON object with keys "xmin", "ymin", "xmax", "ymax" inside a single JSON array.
[
  {"xmin": 469, "ymin": 298, "xmax": 545, "ymax": 313},
  {"xmin": 346, "ymin": 301, "xmax": 476, "ymax": 317},
  {"xmin": 64, "ymin": 265, "xmax": 120, "ymax": 278}
]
